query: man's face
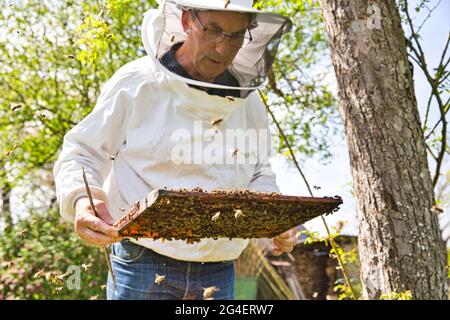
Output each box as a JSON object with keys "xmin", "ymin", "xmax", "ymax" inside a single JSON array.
[{"xmin": 182, "ymin": 10, "xmax": 250, "ymax": 81}]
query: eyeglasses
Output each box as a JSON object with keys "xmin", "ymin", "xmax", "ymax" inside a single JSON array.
[{"xmin": 191, "ymin": 11, "xmax": 253, "ymax": 49}]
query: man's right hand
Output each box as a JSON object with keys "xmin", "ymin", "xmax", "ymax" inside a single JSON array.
[{"xmin": 74, "ymin": 197, "xmax": 122, "ymax": 246}]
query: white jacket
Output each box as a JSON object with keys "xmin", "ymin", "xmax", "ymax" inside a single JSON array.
[{"xmin": 53, "ymin": 8, "xmax": 280, "ymax": 263}]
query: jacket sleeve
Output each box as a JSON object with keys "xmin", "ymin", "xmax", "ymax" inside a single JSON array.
[
  {"xmin": 53, "ymin": 71, "xmax": 135, "ymax": 223},
  {"xmin": 247, "ymin": 93, "xmax": 280, "ymax": 193}
]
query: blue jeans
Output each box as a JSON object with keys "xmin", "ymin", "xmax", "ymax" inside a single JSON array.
[{"xmin": 107, "ymin": 239, "xmax": 235, "ymax": 300}]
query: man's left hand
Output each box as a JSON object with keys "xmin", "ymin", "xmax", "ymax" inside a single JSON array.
[{"xmin": 271, "ymin": 229, "xmax": 297, "ymax": 256}]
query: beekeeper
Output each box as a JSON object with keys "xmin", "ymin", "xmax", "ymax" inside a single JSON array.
[{"xmin": 53, "ymin": 0, "xmax": 296, "ymax": 300}]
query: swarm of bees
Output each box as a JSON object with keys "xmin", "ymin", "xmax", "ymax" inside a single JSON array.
[{"xmin": 114, "ymin": 188, "xmax": 343, "ymax": 243}]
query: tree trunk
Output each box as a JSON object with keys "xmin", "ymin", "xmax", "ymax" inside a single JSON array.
[{"xmin": 319, "ymin": 0, "xmax": 448, "ymax": 299}]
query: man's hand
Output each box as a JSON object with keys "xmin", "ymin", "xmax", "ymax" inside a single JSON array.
[
  {"xmin": 74, "ymin": 197, "xmax": 122, "ymax": 247},
  {"xmin": 271, "ymin": 229, "xmax": 297, "ymax": 256}
]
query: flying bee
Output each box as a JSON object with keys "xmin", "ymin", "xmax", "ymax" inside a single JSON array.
[
  {"xmin": 155, "ymin": 274, "xmax": 166, "ymax": 285},
  {"xmin": 108, "ymin": 154, "xmax": 115, "ymax": 160},
  {"xmin": 36, "ymin": 111, "xmax": 46, "ymax": 119},
  {"xmin": 81, "ymin": 263, "xmax": 92, "ymax": 272},
  {"xmin": 431, "ymin": 205, "xmax": 443, "ymax": 214},
  {"xmin": 211, "ymin": 117, "xmax": 223, "ymax": 126},
  {"xmin": 166, "ymin": 199, "xmax": 171, "ymax": 205},
  {"xmin": 89, "ymin": 295, "xmax": 98, "ymax": 300},
  {"xmin": 67, "ymin": 54, "xmax": 75, "ymax": 59},
  {"xmin": 106, "ymin": 34, "xmax": 113, "ymax": 40},
  {"xmin": 211, "ymin": 211, "xmax": 221, "ymax": 222},
  {"xmin": 1, "ymin": 261, "xmax": 14, "ymax": 269},
  {"xmin": 55, "ymin": 271, "xmax": 69, "ymax": 282},
  {"xmin": 11, "ymin": 103, "xmax": 22, "ymax": 112},
  {"xmin": 225, "ymin": 96, "xmax": 235, "ymax": 102},
  {"xmin": 119, "ymin": 207, "xmax": 126, "ymax": 212},
  {"xmin": 45, "ymin": 271, "xmax": 55, "ymax": 282},
  {"xmin": 224, "ymin": 1, "xmax": 230, "ymax": 9},
  {"xmin": 170, "ymin": 35, "xmax": 176, "ymax": 43},
  {"xmin": 33, "ymin": 269, "xmax": 46, "ymax": 279},
  {"xmin": 231, "ymin": 148, "xmax": 238, "ymax": 158},
  {"xmin": 55, "ymin": 287, "xmax": 64, "ymax": 294},
  {"xmin": 313, "ymin": 185, "xmax": 321, "ymax": 190},
  {"xmin": 100, "ymin": 284, "xmax": 106, "ymax": 290},
  {"xmin": 203, "ymin": 286, "xmax": 220, "ymax": 299},
  {"xmin": 234, "ymin": 209, "xmax": 244, "ymax": 219}
]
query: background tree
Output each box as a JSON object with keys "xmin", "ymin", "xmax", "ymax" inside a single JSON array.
[{"xmin": 319, "ymin": 0, "xmax": 448, "ymax": 299}]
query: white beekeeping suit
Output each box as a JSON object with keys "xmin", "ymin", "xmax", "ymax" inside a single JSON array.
[{"xmin": 53, "ymin": 0, "xmax": 292, "ymax": 262}]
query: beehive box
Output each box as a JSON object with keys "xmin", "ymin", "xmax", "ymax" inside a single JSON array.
[{"xmin": 114, "ymin": 188, "xmax": 342, "ymax": 243}]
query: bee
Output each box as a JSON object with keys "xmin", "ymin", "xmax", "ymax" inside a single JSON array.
[
  {"xmin": 431, "ymin": 205, "xmax": 444, "ymax": 214},
  {"xmin": 203, "ymin": 286, "xmax": 220, "ymax": 299},
  {"xmin": 313, "ymin": 185, "xmax": 321, "ymax": 190},
  {"xmin": 55, "ymin": 271, "xmax": 69, "ymax": 282},
  {"xmin": 108, "ymin": 154, "xmax": 115, "ymax": 160},
  {"xmin": 81, "ymin": 263, "xmax": 92, "ymax": 272},
  {"xmin": 166, "ymin": 199, "xmax": 170, "ymax": 205},
  {"xmin": 100, "ymin": 284, "xmax": 107, "ymax": 290},
  {"xmin": 225, "ymin": 96, "xmax": 235, "ymax": 102},
  {"xmin": 224, "ymin": 1, "xmax": 230, "ymax": 9},
  {"xmin": 1, "ymin": 261, "xmax": 14, "ymax": 269},
  {"xmin": 5, "ymin": 150, "xmax": 12, "ymax": 157},
  {"xmin": 170, "ymin": 35, "xmax": 176, "ymax": 43},
  {"xmin": 231, "ymin": 148, "xmax": 238, "ymax": 158},
  {"xmin": 106, "ymin": 34, "xmax": 113, "ymax": 40},
  {"xmin": 55, "ymin": 287, "xmax": 64, "ymax": 294},
  {"xmin": 11, "ymin": 103, "xmax": 22, "ymax": 111},
  {"xmin": 16, "ymin": 228, "xmax": 28, "ymax": 237},
  {"xmin": 119, "ymin": 208, "xmax": 126, "ymax": 212},
  {"xmin": 89, "ymin": 295, "xmax": 98, "ymax": 300},
  {"xmin": 36, "ymin": 111, "xmax": 46, "ymax": 119},
  {"xmin": 33, "ymin": 269, "xmax": 46, "ymax": 279},
  {"xmin": 134, "ymin": 200, "xmax": 140, "ymax": 209},
  {"xmin": 211, "ymin": 117, "xmax": 223, "ymax": 126},
  {"xmin": 67, "ymin": 54, "xmax": 75, "ymax": 59},
  {"xmin": 155, "ymin": 274, "xmax": 166, "ymax": 285},
  {"xmin": 211, "ymin": 211, "xmax": 221, "ymax": 222},
  {"xmin": 234, "ymin": 209, "xmax": 244, "ymax": 219}
]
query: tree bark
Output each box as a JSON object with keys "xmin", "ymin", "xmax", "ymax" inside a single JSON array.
[{"xmin": 319, "ymin": 0, "xmax": 448, "ymax": 299}]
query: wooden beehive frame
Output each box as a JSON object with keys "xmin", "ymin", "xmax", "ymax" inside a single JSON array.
[{"xmin": 114, "ymin": 188, "xmax": 343, "ymax": 243}]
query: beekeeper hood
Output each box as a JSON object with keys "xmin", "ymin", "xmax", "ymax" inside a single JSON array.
[{"xmin": 142, "ymin": 0, "xmax": 292, "ymax": 98}]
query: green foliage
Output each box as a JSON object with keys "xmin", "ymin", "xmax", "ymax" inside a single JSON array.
[
  {"xmin": 379, "ymin": 290, "xmax": 413, "ymax": 300},
  {"xmin": 255, "ymin": 0, "xmax": 341, "ymax": 165},
  {"xmin": 0, "ymin": 206, "xmax": 107, "ymax": 300}
]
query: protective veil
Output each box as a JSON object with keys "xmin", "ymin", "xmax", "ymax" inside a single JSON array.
[{"xmin": 143, "ymin": 0, "xmax": 292, "ymax": 97}]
